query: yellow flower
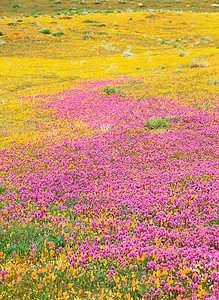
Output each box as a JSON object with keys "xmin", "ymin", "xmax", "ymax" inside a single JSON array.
[
  {"xmin": 68, "ymin": 283, "xmax": 73, "ymax": 289},
  {"xmin": 63, "ymin": 292, "xmax": 69, "ymax": 299}
]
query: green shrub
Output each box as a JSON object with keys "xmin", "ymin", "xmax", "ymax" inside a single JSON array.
[
  {"xmin": 52, "ymin": 31, "xmax": 65, "ymax": 37},
  {"xmin": 165, "ymin": 116, "xmax": 181, "ymax": 122},
  {"xmin": 0, "ymin": 185, "xmax": 6, "ymax": 195},
  {"xmin": 104, "ymin": 87, "xmax": 121, "ymax": 95},
  {"xmin": 145, "ymin": 116, "xmax": 181, "ymax": 130},
  {"xmin": 145, "ymin": 117, "xmax": 168, "ymax": 130},
  {"xmin": 39, "ymin": 28, "xmax": 51, "ymax": 34},
  {"xmin": 13, "ymin": 4, "xmax": 22, "ymax": 8},
  {"xmin": 195, "ymin": 103, "xmax": 211, "ymax": 111},
  {"xmin": 0, "ymin": 31, "xmax": 3, "ymax": 36},
  {"xmin": 204, "ymin": 103, "xmax": 211, "ymax": 110}
]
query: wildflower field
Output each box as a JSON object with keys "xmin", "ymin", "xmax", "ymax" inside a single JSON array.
[{"xmin": 0, "ymin": 4, "xmax": 219, "ymax": 300}]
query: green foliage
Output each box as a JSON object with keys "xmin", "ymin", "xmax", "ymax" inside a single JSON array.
[
  {"xmin": 0, "ymin": 185, "xmax": 6, "ymax": 195},
  {"xmin": 13, "ymin": 4, "xmax": 22, "ymax": 8},
  {"xmin": 0, "ymin": 31, "xmax": 3, "ymax": 36},
  {"xmin": 165, "ymin": 116, "xmax": 181, "ymax": 122},
  {"xmin": 82, "ymin": 19, "xmax": 99, "ymax": 23},
  {"xmin": 0, "ymin": 221, "xmax": 67, "ymax": 259},
  {"xmin": 0, "ymin": 223, "xmax": 46, "ymax": 256},
  {"xmin": 39, "ymin": 28, "xmax": 51, "ymax": 34},
  {"xmin": 195, "ymin": 103, "xmax": 211, "ymax": 111},
  {"xmin": 213, "ymin": 218, "xmax": 219, "ymax": 226},
  {"xmin": 145, "ymin": 117, "xmax": 168, "ymax": 130},
  {"xmin": 145, "ymin": 116, "xmax": 181, "ymax": 130},
  {"xmin": 96, "ymin": 31, "xmax": 107, "ymax": 35},
  {"xmin": 52, "ymin": 31, "xmax": 65, "ymax": 37},
  {"xmin": 104, "ymin": 87, "xmax": 121, "ymax": 95}
]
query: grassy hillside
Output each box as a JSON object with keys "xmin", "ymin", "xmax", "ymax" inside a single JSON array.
[{"xmin": 0, "ymin": 0, "xmax": 218, "ymax": 17}]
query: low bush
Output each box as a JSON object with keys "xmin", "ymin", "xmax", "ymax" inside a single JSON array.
[
  {"xmin": 39, "ymin": 28, "xmax": 51, "ymax": 34},
  {"xmin": 145, "ymin": 117, "xmax": 168, "ymax": 130},
  {"xmin": 104, "ymin": 87, "xmax": 121, "ymax": 95},
  {"xmin": 52, "ymin": 31, "xmax": 65, "ymax": 37}
]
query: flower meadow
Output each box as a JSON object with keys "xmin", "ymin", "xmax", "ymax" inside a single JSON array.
[
  {"xmin": 0, "ymin": 10, "xmax": 219, "ymax": 300},
  {"xmin": 0, "ymin": 77, "xmax": 219, "ymax": 299}
]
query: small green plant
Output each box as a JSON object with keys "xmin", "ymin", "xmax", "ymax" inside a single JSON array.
[
  {"xmin": 145, "ymin": 117, "xmax": 168, "ymax": 130},
  {"xmin": 213, "ymin": 218, "xmax": 219, "ymax": 226},
  {"xmin": 173, "ymin": 44, "xmax": 179, "ymax": 48},
  {"xmin": 195, "ymin": 103, "xmax": 211, "ymax": 111},
  {"xmin": 13, "ymin": 4, "xmax": 22, "ymax": 8},
  {"xmin": 0, "ymin": 31, "xmax": 3, "ymax": 36},
  {"xmin": 82, "ymin": 19, "xmax": 98, "ymax": 23},
  {"xmin": 104, "ymin": 87, "xmax": 121, "ymax": 95},
  {"xmin": 195, "ymin": 103, "xmax": 202, "ymax": 111},
  {"xmin": 204, "ymin": 103, "xmax": 211, "ymax": 110},
  {"xmin": 165, "ymin": 116, "xmax": 181, "ymax": 122},
  {"xmin": 0, "ymin": 185, "xmax": 6, "ymax": 195},
  {"xmin": 145, "ymin": 116, "xmax": 181, "ymax": 130},
  {"xmin": 39, "ymin": 28, "xmax": 51, "ymax": 34},
  {"xmin": 17, "ymin": 19, "xmax": 22, "ymax": 22},
  {"xmin": 52, "ymin": 31, "xmax": 65, "ymax": 37},
  {"xmin": 179, "ymin": 51, "xmax": 185, "ymax": 57}
]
